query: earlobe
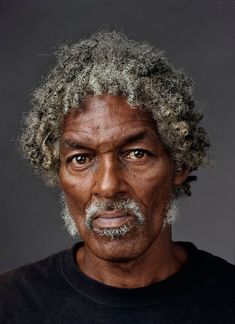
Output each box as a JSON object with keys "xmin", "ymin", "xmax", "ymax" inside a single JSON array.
[{"xmin": 173, "ymin": 165, "xmax": 190, "ymax": 186}]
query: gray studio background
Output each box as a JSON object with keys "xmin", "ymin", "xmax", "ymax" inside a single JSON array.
[{"xmin": 0, "ymin": 0, "xmax": 234, "ymax": 273}]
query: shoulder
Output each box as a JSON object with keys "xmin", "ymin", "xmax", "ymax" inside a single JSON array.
[
  {"xmin": 196, "ymin": 246, "xmax": 234, "ymax": 277},
  {"xmin": 182, "ymin": 242, "xmax": 234, "ymax": 300},
  {"xmin": 175, "ymin": 242, "xmax": 234, "ymax": 322},
  {"xmin": 179, "ymin": 242, "xmax": 234, "ymax": 292},
  {"xmin": 0, "ymin": 248, "xmax": 67, "ymax": 322},
  {"xmin": 0, "ymin": 249, "xmax": 62, "ymax": 288},
  {"xmin": 180, "ymin": 241, "xmax": 234, "ymax": 272}
]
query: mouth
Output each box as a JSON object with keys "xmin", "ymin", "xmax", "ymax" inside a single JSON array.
[{"xmin": 92, "ymin": 211, "xmax": 133, "ymax": 229}]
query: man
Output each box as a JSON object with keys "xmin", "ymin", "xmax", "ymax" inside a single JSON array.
[{"xmin": 0, "ymin": 31, "xmax": 234, "ymax": 323}]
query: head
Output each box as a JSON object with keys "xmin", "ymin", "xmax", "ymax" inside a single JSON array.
[
  {"xmin": 58, "ymin": 94, "xmax": 188, "ymax": 260},
  {"xmin": 20, "ymin": 31, "xmax": 210, "ymax": 259}
]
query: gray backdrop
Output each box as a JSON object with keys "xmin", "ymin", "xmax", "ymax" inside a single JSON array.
[{"xmin": 0, "ymin": 0, "xmax": 234, "ymax": 273}]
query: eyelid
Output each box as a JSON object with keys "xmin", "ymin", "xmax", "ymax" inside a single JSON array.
[
  {"xmin": 67, "ymin": 153, "xmax": 94, "ymax": 164},
  {"xmin": 67, "ymin": 151, "xmax": 94, "ymax": 160},
  {"xmin": 123, "ymin": 148, "xmax": 153, "ymax": 158},
  {"xmin": 123, "ymin": 148, "xmax": 150, "ymax": 154}
]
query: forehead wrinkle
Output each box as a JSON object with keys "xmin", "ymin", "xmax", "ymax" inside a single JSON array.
[
  {"xmin": 67, "ymin": 113, "xmax": 153, "ymax": 130},
  {"xmin": 63, "ymin": 116, "xmax": 152, "ymax": 139},
  {"xmin": 62, "ymin": 97, "xmax": 161, "ymax": 150},
  {"xmin": 62, "ymin": 126, "xmax": 162, "ymax": 153},
  {"xmin": 68, "ymin": 96, "xmax": 154, "ymax": 127},
  {"xmin": 67, "ymin": 112, "xmax": 148, "ymax": 127}
]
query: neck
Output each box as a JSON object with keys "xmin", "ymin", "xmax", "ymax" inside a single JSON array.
[{"xmin": 76, "ymin": 228, "xmax": 187, "ymax": 288}]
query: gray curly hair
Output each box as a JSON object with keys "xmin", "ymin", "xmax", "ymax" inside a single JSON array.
[{"xmin": 20, "ymin": 31, "xmax": 210, "ymax": 197}]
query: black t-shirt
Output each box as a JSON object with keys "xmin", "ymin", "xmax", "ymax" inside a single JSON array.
[{"xmin": 0, "ymin": 242, "xmax": 234, "ymax": 324}]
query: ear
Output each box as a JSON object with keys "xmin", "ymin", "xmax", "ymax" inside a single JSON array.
[{"xmin": 173, "ymin": 164, "xmax": 190, "ymax": 186}]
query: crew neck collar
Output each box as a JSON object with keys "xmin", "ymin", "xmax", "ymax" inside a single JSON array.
[{"xmin": 60, "ymin": 241, "xmax": 201, "ymax": 307}]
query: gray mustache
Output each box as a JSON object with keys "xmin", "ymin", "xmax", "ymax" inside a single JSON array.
[{"xmin": 85, "ymin": 199, "xmax": 145, "ymax": 230}]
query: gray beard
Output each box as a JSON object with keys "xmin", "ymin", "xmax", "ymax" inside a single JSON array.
[
  {"xmin": 84, "ymin": 199, "xmax": 144, "ymax": 239},
  {"xmin": 60, "ymin": 193, "xmax": 178, "ymax": 239}
]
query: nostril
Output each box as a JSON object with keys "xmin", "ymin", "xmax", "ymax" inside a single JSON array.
[{"xmin": 93, "ymin": 174, "xmax": 127, "ymax": 199}]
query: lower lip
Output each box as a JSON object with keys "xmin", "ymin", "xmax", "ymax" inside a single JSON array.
[{"xmin": 92, "ymin": 215, "xmax": 133, "ymax": 228}]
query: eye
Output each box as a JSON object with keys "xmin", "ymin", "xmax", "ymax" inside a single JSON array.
[
  {"xmin": 126, "ymin": 149, "xmax": 148, "ymax": 160},
  {"xmin": 70, "ymin": 154, "xmax": 92, "ymax": 165}
]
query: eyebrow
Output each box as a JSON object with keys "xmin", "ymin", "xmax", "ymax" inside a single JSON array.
[
  {"xmin": 61, "ymin": 140, "xmax": 89, "ymax": 150},
  {"xmin": 118, "ymin": 131, "xmax": 148, "ymax": 147},
  {"xmin": 61, "ymin": 131, "xmax": 149, "ymax": 150}
]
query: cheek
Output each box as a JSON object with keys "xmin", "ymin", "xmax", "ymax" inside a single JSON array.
[
  {"xmin": 128, "ymin": 164, "xmax": 174, "ymax": 206},
  {"xmin": 59, "ymin": 167, "xmax": 94, "ymax": 211}
]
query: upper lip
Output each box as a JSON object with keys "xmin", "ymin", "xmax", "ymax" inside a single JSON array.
[{"xmin": 94, "ymin": 211, "xmax": 129, "ymax": 220}]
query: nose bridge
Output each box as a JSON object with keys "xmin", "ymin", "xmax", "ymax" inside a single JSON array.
[{"xmin": 94, "ymin": 154, "xmax": 125, "ymax": 198}]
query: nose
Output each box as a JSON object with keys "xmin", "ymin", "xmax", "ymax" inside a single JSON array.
[{"xmin": 92, "ymin": 155, "xmax": 128, "ymax": 199}]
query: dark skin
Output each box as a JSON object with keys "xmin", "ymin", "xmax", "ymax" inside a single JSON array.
[{"xmin": 59, "ymin": 95, "xmax": 189, "ymax": 288}]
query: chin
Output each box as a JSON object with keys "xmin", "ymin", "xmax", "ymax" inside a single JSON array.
[{"xmin": 83, "ymin": 228, "xmax": 155, "ymax": 262}]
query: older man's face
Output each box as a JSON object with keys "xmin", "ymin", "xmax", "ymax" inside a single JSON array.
[{"xmin": 59, "ymin": 95, "xmax": 184, "ymax": 261}]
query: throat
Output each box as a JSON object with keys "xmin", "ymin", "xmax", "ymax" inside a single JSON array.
[{"xmin": 75, "ymin": 239, "xmax": 188, "ymax": 288}]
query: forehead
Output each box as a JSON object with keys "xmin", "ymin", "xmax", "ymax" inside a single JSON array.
[{"xmin": 62, "ymin": 95, "xmax": 157, "ymax": 136}]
